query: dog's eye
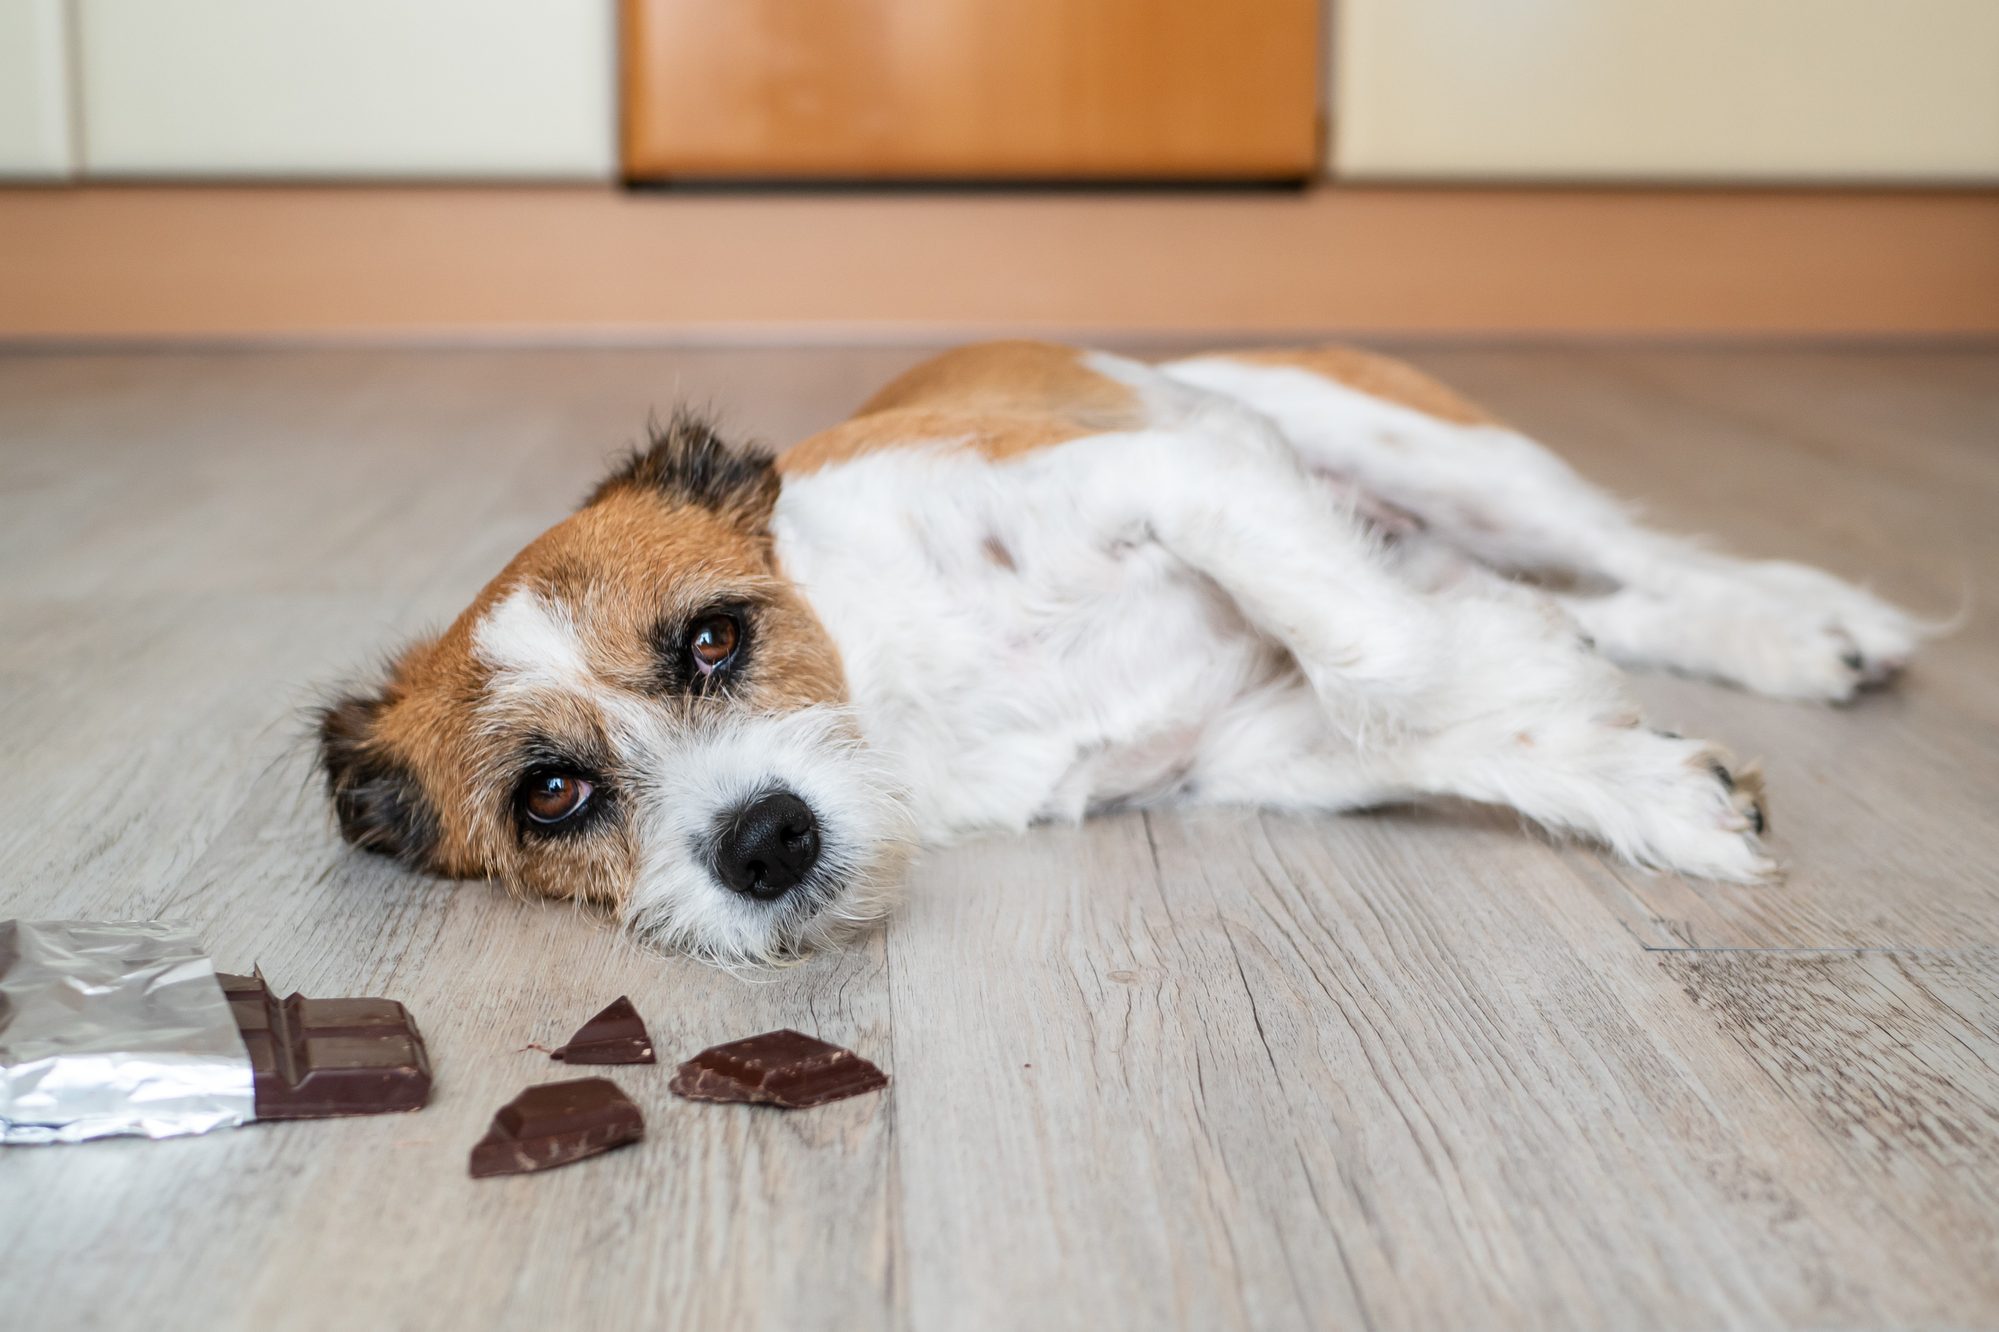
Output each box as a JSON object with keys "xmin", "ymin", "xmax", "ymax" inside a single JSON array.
[
  {"xmin": 652, "ymin": 604, "xmax": 751, "ymax": 697},
  {"xmin": 521, "ymin": 772, "xmax": 593, "ymax": 825},
  {"xmin": 688, "ymin": 613, "xmax": 741, "ymax": 676}
]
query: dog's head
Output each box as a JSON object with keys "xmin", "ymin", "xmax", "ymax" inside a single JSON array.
[{"xmin": 316, "ymin": 414, "xmax": 910, "ymax": 964}]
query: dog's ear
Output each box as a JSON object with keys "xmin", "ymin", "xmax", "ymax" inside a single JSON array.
[
  {"xmin": 316, "ymin": 687, "xmax": 440, "ymax": 870},
  {"xmin": 586, "ymin": 410, "xmax": 780, "ymax": 531}
]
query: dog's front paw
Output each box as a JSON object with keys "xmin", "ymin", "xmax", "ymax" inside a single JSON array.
[{"xmin": 1599, "ymin": 734, "xmax": 1776, "ymax": 883}]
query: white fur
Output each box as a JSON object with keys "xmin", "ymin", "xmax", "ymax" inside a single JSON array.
[
  {"xmin": 616, "ymin": 705, "xmax": 911, "ymax": 967},
  {"xmin": 775, "ymin": 440, "xmax": 1281, "ymax": 836},
  {"xmin": 473, "ymin": 586, "xmax": 594, "ymax": 697},
  {"xmin": 773, "ymin": 369, "xmax": 1777, "ymax": 883},
  {"xmin": 1161, "ymin": 355, "xmax": 1925, "ymax": 702}
]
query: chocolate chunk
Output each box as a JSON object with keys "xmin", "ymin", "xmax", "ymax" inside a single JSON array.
[
  {"xmin": 549, "ymin": 996, "xmax": 655, "ymax": 1065},
  {"xmin": 216, "ymin": 972, "xmax": 432, "ymax": 1119},
  {"xmin": 469, "ymin": 1078, "xmax": 644, "ymax": 1178},
  {"xmin": 669, "ymin": 1029, "xmax": 888, "ymax": 1108}
]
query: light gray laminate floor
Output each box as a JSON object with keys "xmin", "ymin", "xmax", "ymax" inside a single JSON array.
[{"xmin": 3, "ymin": 344, "xmax": 1996, "ymax": 1331}]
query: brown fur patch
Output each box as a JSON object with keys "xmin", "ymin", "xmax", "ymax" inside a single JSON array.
[
  {"xmin": 779, "ymin": 407, "xmax": 1096, "ymax": 475},
  {"xmin": 1219, "ymin": 345, "xmax": 1498, "ymax": 428},
  {"xmin": 856, "ymin": 340, "xmax": 1145, "ymax": 428},
  {"xmin": 777, "ymin": 340, "xmax": 1142, "ymax": 475}
]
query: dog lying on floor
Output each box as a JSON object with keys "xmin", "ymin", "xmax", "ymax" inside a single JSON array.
[{"xmin": 317, "ymin": 342, "xmax": 1922, "ymax": 963}]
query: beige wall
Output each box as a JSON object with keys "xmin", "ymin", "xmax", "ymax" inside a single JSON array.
[
  {"xmin": 76, "ymin": 0, "xmax": 616, "ymax": 177},
  {"xmin": 1334, "ymin": 0, "xmax": 1999, "ymax": 182},
  {"xmin": 0, "ymin": 0, "xmax": 73, "ymax": 179}
]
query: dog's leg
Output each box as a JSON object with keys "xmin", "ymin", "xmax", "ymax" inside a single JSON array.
[
  {"xmin": 1043, "ymin": 430, "xmax": 1773, "ymax": 881},
  {"xmin": 1175, "ymin": 590, "xmax": 1772, "ymax": 882},
  {"xmin": 1381, "ymin": 574, "xmax": 1773, "ymax": 881},
  {"xmin": 1158, "ymin": 349, "xmax": 1925, "ymax": 702}
]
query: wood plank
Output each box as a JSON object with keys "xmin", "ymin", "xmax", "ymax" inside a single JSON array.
[
  {"xmin": 1400, "ymin": 347, "xmax": 1999, "ymax": 949},
  {"xmin": 884, "ymin": 815, "xmax": 1375, "ymax": 1331},
  {"xmin": 1660, "ymin": 950, "xmax": 1999, "ymax": 1281},
  {"xmin": 2, "ymin": 188, "xmax": 1997, "ymax": 341},
  {"xmin": 3, "ymin": 346, "xmax": 1998, "ymax": 1331},
  {"xmin": 893, "ymin": 800, "xmax": 1996, "ymax": 1328},
  {"xmin": 1233, "ymin": 807, "xmax": 1999, "ymax": 1326}
]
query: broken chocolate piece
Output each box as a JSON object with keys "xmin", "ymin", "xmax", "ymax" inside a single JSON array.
[
  {"xmin": 216, "ymin": 972, "xmax": 431, "ymax": 1120},
  {"xmin": 469, "ymin": 1078, "xmax": 644, "ymax": 1178},
  {"xmin": 549, "ymin": 996, "xmax": 655, "ymax": 1065},
  {"xmin": 669, "ymin": 1029, "xmax": 888, "ymax": 1108}
]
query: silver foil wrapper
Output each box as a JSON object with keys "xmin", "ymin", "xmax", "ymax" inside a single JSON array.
[{"xmin": 0, "ymin": 919, "xmax": 255, "ymax": 1144}]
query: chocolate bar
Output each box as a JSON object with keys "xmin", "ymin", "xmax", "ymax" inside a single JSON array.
[
  {"xmin": 669, "ymin": 1029, "xmax": 888, "ymax": 1108},
  {"xmin": 216, "ymin": 972, "xmax": 431, "ymax": 1119},
  {"xmin": 470, "ymin": 1077, "xmax": 644, "ymax": 1178},
  {"xmin": 549, "ymin": 996, "xmax": 655, "ymax": 1065}
]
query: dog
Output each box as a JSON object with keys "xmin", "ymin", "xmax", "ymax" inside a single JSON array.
[{"xmin": 317, "ymin": 341, "xmax": 1923, "ymax": 964}]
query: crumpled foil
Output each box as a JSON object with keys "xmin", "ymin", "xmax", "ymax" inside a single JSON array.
[{"xmin": 0, "ymin": 919, "xmax": 255, "ymax": 1145}]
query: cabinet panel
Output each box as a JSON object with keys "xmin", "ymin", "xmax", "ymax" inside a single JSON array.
[
  {"xmin": 78, "ymin": 0, "xmax": 614, "ymax": 177},
  {"xmin": 624, "ymin": 0, "xmax": 1321, "ymax": 180},
  {"xmin": 0, "ymin": 0, "xmax": 74, "ymax": 179},
  {"xmin": 1335, "ymin": 0, "xmax": 1999, "ymax": 181}
]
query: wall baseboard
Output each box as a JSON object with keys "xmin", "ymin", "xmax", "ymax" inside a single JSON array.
[{"xmin": 2, "ymin": 185, "xmax": 1996, "ymax": 342}]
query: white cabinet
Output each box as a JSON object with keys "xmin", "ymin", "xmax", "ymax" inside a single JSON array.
[
  {"xmin": 0, "ymin": 0, "xmax": 74, "ymax": 179},
  {"xmin": 76, "ymin": 0, "xmax": 615, "ymax": 178},
  {"xmin": 1334, "ymin": 0, "xmax": 1999, "ymax": 182}
]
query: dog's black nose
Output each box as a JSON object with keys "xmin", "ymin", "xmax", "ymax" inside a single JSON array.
[{"xmin": 714, "ymin": 791, "xmax": 821, "ymax": 900}]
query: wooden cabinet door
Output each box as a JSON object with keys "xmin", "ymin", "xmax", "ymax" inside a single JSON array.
[{"xmin": 622, "ymin": 0, "xmax": 1321, "ymax": 181}]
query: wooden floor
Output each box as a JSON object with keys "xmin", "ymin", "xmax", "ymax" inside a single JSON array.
[{"xmin": 3, "ymin": 344, "xmax": 1996, "ymax": 1331}]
